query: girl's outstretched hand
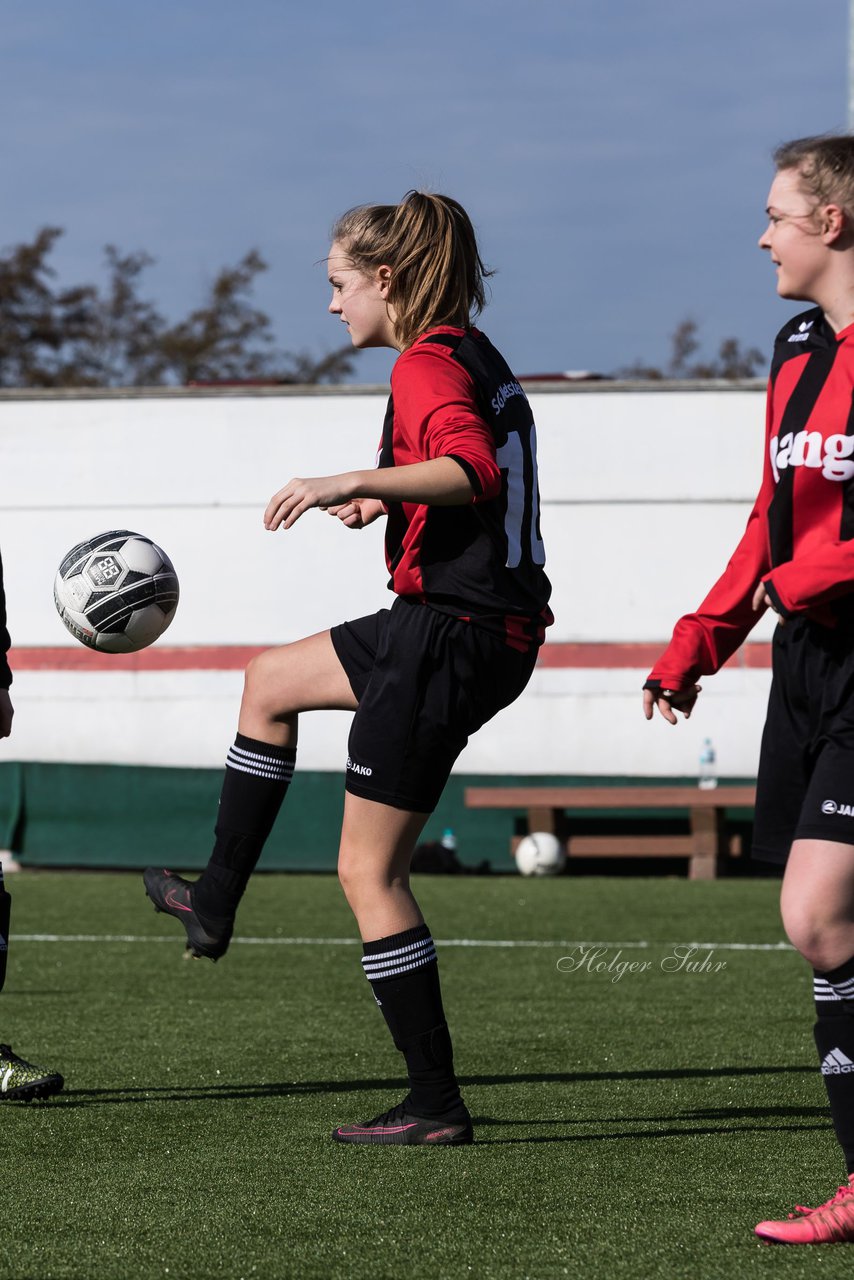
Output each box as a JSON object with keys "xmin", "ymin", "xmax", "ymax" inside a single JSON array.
[
  {"xmin": 327, "ymin": 498, "xmax": 386, "ymax": 529},
  {"xmin": 264, "ymin": 474, "xmax": 359, "ymax": 530},
  {"xmin": 0, "ymin": 690, "xmax": 13, "ymax": 738},
  {"xmin": 642, "ymin": 685, "xmax": 702, "ymax": 725}
]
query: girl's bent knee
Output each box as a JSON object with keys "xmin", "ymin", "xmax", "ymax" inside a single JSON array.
[
  {"xmin": 241, "ymin": 648, "xmax": 300, "ymax": 722},
  {"xmin": 337, "ymin": 851, "xmax": 369, "ymax": 905},
  {"xmin": 244, "ymin": 649, "xmax": 277, "ymax": 692},
  {"xmin": 784, "ymin": 913, "xmax": 854, "ymax": 971}
]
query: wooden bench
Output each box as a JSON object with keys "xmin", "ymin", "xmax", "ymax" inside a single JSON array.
[{"xmin": 463, "ymin": 785, "xmax": 757, "ymax": 880}]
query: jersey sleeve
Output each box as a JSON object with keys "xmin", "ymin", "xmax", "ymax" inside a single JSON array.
[
  {"xmin": 390, "ymin": 343, "xmax": 502, "ymax": 501},
  {"xmin": 763, "ymin": 544, "xmax": 854, "ymax": 617},
  {"xmin": 0, "ymin": 550, "xmax": 12, "ymax": 690},
  {"xmin": 645, "ymin": 388, "xmax": 775, "ymax": 691}
]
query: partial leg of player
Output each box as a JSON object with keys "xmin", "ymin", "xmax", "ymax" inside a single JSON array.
[
  {"xmin": 331, "ymin": 793, "xmax": 473, "ymax": 1146},
  {"xmin": 757, "ymin": 839, "xmax": 854, "ymax": 1242},
  {"xmin": 0, "ymin": 871, "xmax": 63, "ymax": 1101}
]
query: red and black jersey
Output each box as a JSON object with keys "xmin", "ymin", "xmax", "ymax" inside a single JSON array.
[
  {"xmin": 648, "ymin": 307, "xmax": 854, "ymax": 690},
  {"xmin": 379, "ymin": 326, "xmax": 553, "ymax": 651},
  {"xmin": 0, "ymin": 550, "xmax": 11, "ymax": 690}
]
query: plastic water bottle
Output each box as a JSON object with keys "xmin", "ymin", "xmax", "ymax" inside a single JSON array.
[
  {"xmin": 440, "ymin": 828, "xmax": 457, "ymax": 852},
  {"xmin": 698, "ymin": 738, "xmax": 717, "ymax": 790}
]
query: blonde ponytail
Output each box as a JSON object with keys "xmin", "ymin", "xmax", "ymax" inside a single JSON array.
[{"xmin": 331, "ymin": 191, "xmax": 492, "ymax": 349}]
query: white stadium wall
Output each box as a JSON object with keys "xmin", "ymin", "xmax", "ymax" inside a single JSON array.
[{"xmin": 0, "ymin": 381, "xmax": 774, "ymax": 786}]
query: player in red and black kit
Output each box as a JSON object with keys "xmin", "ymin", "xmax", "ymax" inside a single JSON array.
[
  {"xmin": 645, "ymin": 136, "xmax": 854, "ymax": 1243},
  {"xmin": 144, "ymin": 191, "xmax": 551, "ymax": 1145},
  {"xmin": 0, "ymin": 549, "xmax": 63, "ymax": 1100}
]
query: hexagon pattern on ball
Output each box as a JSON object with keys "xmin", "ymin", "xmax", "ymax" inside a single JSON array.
[
  {"xmin": 514, "ymin": 832, "xmax": 567, "ymax": 877},
  {"xmin": 54, "ymin": 530, "xmax": 179, "ymax": 653}
]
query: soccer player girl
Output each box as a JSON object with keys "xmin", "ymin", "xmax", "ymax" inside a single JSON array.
[
  {"xmin": 0, "ymin": 548, "xmax": 63, "ymax": 1101},
  {"xmin": 145, "ymin": 191, "xmax": 552, "ymax": 1145},
  {"xmin": 645, "ymin": 135, "xmax": 854, "ymax": 1243}
]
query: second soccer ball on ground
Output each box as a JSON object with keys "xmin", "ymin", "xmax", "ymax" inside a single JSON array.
[{"xmin": 514, "ymin": 832, "xmax": 566, "ymax": 877}]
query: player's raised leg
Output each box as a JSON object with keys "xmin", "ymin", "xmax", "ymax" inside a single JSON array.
[
  {"xmin": 756, "ymin": 839, "xmax": 854, "ymax": 1243},
  {"xmin": 331, "ymin": 792, "xmax": 473, "ymax": 1146},
  {"xmin": 144, "ymin": 630, "xmax": 357, "ymax": 959}
]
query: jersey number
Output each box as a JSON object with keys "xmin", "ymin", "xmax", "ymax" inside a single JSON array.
[{"xmin": 496, "ymin": 428, "xmax": 546, "ymax": 568}]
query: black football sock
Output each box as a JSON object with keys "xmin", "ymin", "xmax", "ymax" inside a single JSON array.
[
  {"xmin": 814, "ymin": 958, "xmax": 854, "ymax": 1175},
  {"xmin": 361, "ymin": 923, "xmax": 465, "ymax": 1119},
  {"xmin": 192, "ymin": 733, "xmax": 295, "ymax": 923}
]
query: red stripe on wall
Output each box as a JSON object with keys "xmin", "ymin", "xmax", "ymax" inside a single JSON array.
[
  {"xmin": 8, "ymin": 641, "xmax": 775, "ymax": 672},
  {"xmin": 9, "ymin": 645, "xmax": 264, "ymax": 671},
  {"xmin": 536, "ymin": 642, "xmax": 773, "ymax": 669}
]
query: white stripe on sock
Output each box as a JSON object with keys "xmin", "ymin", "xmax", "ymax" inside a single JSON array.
[
  {"xmin": 362, "ymin": 936, "xmax": 435, "ymax": 965},
  {"xmin": 363, "ymin": 947, "xmax": 438, "ymax": 978},
  {"xmin": 226, "ymin": 744, "xmax": 294, "ymax": 775},
  {"xmin": 225, "ymin": 759, "xmax": 291, "ymax": 781},
  {"xmin": 229, "ymin": 743, "xmax": 293, "ymax": 765},
  {"xmin": 225, "ymin": 750, "xmax": 294, "ymax": 781},
  {"xmin": 816, "ymin": 975, "xmax": 854, "ymax": 1001},
  {"xmin": 362, "ymin": 938, "xmax": 436, "ymax": 980}
]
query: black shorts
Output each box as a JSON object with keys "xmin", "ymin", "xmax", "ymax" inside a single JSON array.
[
  {"xmin": 754, "ymin": 615, "xmax": 854, "ymax": 863},
  {"xmin": 330, "ymin": 597, "xmax": 539, "ymax": 813}
]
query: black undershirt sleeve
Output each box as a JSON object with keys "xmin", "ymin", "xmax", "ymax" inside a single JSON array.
[{"xmin": 446, "ymin": 453, "xmax": 482, "ymax": 498}]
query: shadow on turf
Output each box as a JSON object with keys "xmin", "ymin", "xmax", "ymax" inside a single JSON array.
[
  {"xmin": 476, "ymin": 1121, "xmax": 829, "ymax": 1146},
  {"xmin": 42, "ymin": 1063, "xmax": 817, "ymax": 1109}
]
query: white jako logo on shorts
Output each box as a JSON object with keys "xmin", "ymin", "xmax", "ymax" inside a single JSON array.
[{"xmin": 821, "ymin": 799, "xmax": 854, "ymax": 816}]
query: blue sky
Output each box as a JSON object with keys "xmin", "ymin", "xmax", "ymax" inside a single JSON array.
[{"xmin": 0, "ymin": 0, "xmax": 847, "ymax": 381}]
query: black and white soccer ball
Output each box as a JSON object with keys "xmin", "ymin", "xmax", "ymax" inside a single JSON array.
[
  {"xmin": 515, "ymin": 832, "xmax": 567, "ymax": 877},
  {"xmin": 54, "ymin": 530, "xmax": 179, "ymax": 653}
]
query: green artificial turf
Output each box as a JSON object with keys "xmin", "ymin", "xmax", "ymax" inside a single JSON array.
[{"xmin": 0, "ymin": 872, "xmax": 842, "ymax": 1279}]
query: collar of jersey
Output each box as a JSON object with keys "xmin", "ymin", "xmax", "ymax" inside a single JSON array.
[
  {"xmin": 834, "ymin": 317, "xmax": 854, "ymax": 344},
  {"xmin": 411, "ymin": 325, "xmax": 480, "ymax": 347}
]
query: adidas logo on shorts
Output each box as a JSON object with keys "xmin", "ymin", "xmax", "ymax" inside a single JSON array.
[{"xmin": 821, "ymin": 1048, "xmax": 854, "ymax": 1075}]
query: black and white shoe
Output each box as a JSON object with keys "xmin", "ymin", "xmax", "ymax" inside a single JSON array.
[
  {"xmin": 332, "ymin": 1098, "xmax": 473, "ymax": 1146},
  {"xmin": 143, "ymin": 868, "xmax": 232, "ymax": 961}
]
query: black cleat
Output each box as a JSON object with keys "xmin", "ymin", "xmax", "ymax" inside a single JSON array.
[
  {"xmin": 0, "ymin": 1044, "xmax": 63, "ymax": 1101},
  {"xmin": 332, "ymin": 1098, "xmax": 474, "ymax": 1146},
  {"xmin": 143, "ymin": 868, "xmax": 232, "ymax": 961}
]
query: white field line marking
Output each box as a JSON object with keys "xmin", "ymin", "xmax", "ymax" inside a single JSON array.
[{"xmin": 13, "ymin": 934, "xmax": 796, "ymax": 951}]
